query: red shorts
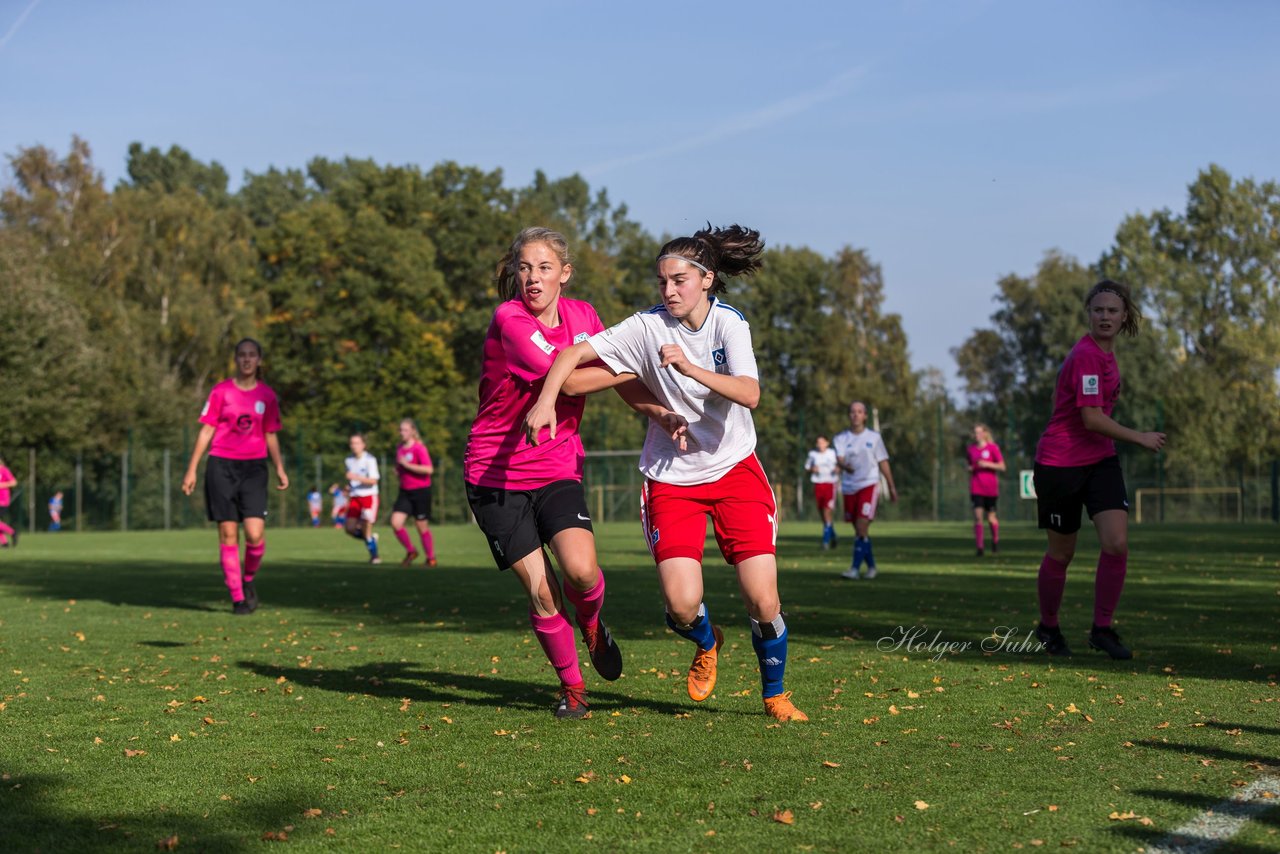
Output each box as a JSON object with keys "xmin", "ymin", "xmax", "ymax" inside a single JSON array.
[
  {"xmin": 843, "ymin": 484, "xmax": 880, "ymax": 523},
  {"xmin": 641, "ymin": 454, "xmax": 777, "ymax": 566},
  {"xmin": 346, "ymin": 494, "xmax": 379, "ymax": 523},
  {"xmin": 813, "ymin": 482, "xmax": 836, "ymax": 510}
]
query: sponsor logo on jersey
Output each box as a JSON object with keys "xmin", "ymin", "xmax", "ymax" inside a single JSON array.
[
  {"xmin": 1082, "ymin": 374, "xmax": 1099, "ymax": 395},
  {"xmin": 573, "ymin": 332, "xmax": 590, "ymax": 344},
  {"xmin": 529, "ymin": 330, "xmax": 556, "ymax": 355}
]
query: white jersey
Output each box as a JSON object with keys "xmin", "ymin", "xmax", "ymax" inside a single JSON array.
[
  {"xmin": 832, "ymin": 428, "xmax": 888, "ymax": 493},
  {"xmin": 344, "ymin": 452, "xmax": 380, "ymax": 497},
  {"xmin": 805, "ymin": 448, "xmax": 839, "ymax": 484},
  {"xmin": 589, "ymin": 297, "xmax": 758, "ymax": 486}
]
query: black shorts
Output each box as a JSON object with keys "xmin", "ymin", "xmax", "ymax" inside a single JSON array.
[
  {"xmin": 204, "ymin": 456, "xmax": 269, "ymax": 523},
  {"xmin": 1033, "ymin": 456, "xmax": 1128, "ymax": 535},
  {"xmin": 465, "ymin": 479, "xmax": 592, "ymax": 571},
  {"xmin": 970, "ymin": 494, "xmax": 998, "ymax": 512},
  {"xmin": 393, "ymin": 487, "xmax": 433, "ymax": 521}
]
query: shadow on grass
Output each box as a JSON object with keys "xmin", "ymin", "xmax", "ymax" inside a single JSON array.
[
  {"xmin": 238, "ymin": 659, "xmax": 692, "ymax": 717},
  {"xmin": 0, "ymin": 769, "xmax": 333, "ymax": 852}
]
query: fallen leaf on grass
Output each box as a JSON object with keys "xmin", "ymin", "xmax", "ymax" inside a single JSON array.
[
  {"xmin": 888, "ymin": 705, "xmax": 900, "ymax": 715},
  {"xmin": 1108, "ymin": 811, "xmax": 1139, "ymax": 821},
  {"xmin": 771, "ymin": 809, "xmax": 795, "ymax": 825},
  {"xmin": 914, "ymin": 800, "xmax": 929, "ymax": 810},
  {"xmin": 440, "ymin": 716, "xmax": 453, "ymax": 724},
  {"xmin": 302, "ymin": 808, "xmax": 322, "ymax": 818},
  {"xmin": 124, "ymin": 749, "xmax": 147, "ymax": 757},
  {"xmin": 1154, "ymin": 722, "xmax": 1170, "ymax": 729},
  {"xmin": 261, "ymin": 830, "xmax": 288, "ymax": 841},
  {"xmin": 399, "ymin": 699, "xmax": 411, "ymax": 712},
  {"xmin": 93, "ymin": 737, "xmax": 103, "ymax": 745},
  {"xmin": 617, "ymin": 775, "xmax": 632, "ymax": 784},
  {"xmin": 863, "ymin": 717, "xmax": 880, "ymax": 725},
  {"xmin": 822, "ymin": 761, "xmax": 841, "ymax": 768},
  {"xmin": 155, "ymin": 834, "xmax": 178, "ymax": 850}
]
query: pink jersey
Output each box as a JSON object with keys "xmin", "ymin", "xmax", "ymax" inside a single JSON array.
[
  {"xmin": 0, "ymin": 465, "xmax": 13, "ymax": 507},
  {"xmin": 396, "ymin": 441, "xmax": 433, "ymax": 490},
  {"xmin": 199, "ymin": 379, "xmax": 282, "ymax": 460},
  {"xmin": 1035, "ymin": 335, "xmax": 1120, "ymax": 467},
  {"xmin": 967, "ymin": 442, "xmax": 1003, "ymax": 497},
  {"xmin": 463, "ymin": 297, "xmax": 605, "ymax": 490}
]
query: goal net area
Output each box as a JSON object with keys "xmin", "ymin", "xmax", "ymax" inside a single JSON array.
[{"xmin": 1133, "ymin": 487, "xmax": 1243, "ymax": 524}]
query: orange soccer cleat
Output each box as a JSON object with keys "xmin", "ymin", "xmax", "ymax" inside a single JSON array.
[
  {"xmin": 763, "ymin": 691, "xmax": 809, "ymax": 722},
  {"xmin": 687, "ymin": 625, "xmax": 724, "ymax": 702}
]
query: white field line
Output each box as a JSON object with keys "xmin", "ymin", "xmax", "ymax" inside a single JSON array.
[{"xmin": 1144, "ymin": 775, "xmax": 1280, "ymax": 854}]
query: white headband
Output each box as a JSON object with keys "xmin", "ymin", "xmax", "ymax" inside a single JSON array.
[{"xmin": 657, "ymin": 254, "xmax": 710, "ymax": 273}]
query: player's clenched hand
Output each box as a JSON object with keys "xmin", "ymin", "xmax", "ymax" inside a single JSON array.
[
  {"xmin": 657, "ymin": 412, "xmax": 690, "ymax": 452},
  {"xmin": 276, "ymin": 467, "xmax": 290, "ymax": 491},
  {"xmin": 524, "ymin": 400, "xmax": 557, "ymax": 446},
  {"xmin": 1139, "ymin": 431, "xmax": 1167, "ymax": 453},
  {"xmin": 659, "ymin": 344, "xmax": 695, "ymax": 376},
  {"xmin": 181, "ymin": 469, "xmax": 197, "ymax": 496}
]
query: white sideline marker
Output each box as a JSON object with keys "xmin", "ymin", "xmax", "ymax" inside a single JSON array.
[{"xmin": 1144, "ymin": 775, "xmax": 1280, "ymax": 854}]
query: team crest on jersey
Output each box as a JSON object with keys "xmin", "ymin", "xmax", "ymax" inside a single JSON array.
[
  {"xmin": 254, "ymin": 400, "xmax": 266, "ymax": 415},
  {"xmin": 712, "ymin": 347, "xmax": 726, "ymax": 367},
  {"xmin": 530, "ymin": 330, "xmax": 556, "ymax": 355},
  {"xmin": 574, "ymin": 332, "xmax": 590, "ymax": 344},
  {"xmin": 1082, "ymin": 374, "xmax": 1099, "ymax": 395},
  {"xmin": 982, "ymin": 450, "xmax": 990, "ymax": 459},
  {"xmin": 650, "ymin": 528, "xmax": 660, "ymax": 546}
]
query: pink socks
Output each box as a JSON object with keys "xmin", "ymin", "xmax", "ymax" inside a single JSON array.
[
  {"xmin": 394, "ymin": 527, "xmax": 414, "ymax": 554},
  {"xmin": 989, "ymin": 519, "xmax": 999, "ymax": 547},
  {"xmin": 220, "ymin": 545, "xmax": 244, "ymax": 601},
  {"xmin": 1037, "ymin": 554, "xmax": 1069, "ymax": 627},
  {"xmin": 1093, "ymin": 551, "xmax": 1128, "ymax": 627},
  {"xmin": 419, "ymin": 529, "xmax": 435, "ymax": 561},
  {"xmin": 529, "ymin": 610, "xmax": 584, "ymax": 688},
  {"xmin": 564, "ymin": 570, "xmax": 605, "ymax": 632},
  {"xmin": 244, "ymin": 541, "xmax": 265, "ymax": 581},
  {"xmin": 974, "ymin": 523, "xmax": 984, "ymax": 550}
]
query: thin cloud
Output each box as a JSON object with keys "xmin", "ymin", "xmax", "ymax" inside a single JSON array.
[
  {"xmin": 0, "ymin": 0, "xmax": 44, "ymax": 54},
  {"xmin": 582, "ymin": 66, "xmax": 868, "ymax": 178}
]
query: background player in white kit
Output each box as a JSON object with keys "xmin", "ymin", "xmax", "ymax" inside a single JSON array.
[
  {"xmin": 342, "ymin": 433, "xmax": 381, "ymax": 564},
  {"xmin": 804, "ymin": 436, "xmax": 839, "ymax": 549},
  {"xmin": 832, "ymin": 401, "xmax": 898, "ymax": 579}
]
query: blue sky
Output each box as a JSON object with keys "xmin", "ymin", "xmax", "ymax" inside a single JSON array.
[{"xmin": 3, "ymin": 0, "xmax": 1278, "ymax": 386}]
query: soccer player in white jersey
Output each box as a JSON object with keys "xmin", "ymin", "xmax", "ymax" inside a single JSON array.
[
  {"xmin": 804, "ymin": 435, "xmax": 840, "ymax": 549},
  {"xmin": 342, "ymin": 434, "xmax": 381, "ymax": 564},
  {"xmin": 832, "ymin": 401, "xmax": 898, "ymax": 579},
  {"xmin": 526, "ymin": 224, "xmax": 807, "ymax": 723}
]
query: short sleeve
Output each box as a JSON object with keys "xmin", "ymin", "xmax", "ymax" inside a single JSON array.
[
  {"xmin": 262, "ymin": 390, "xmax": 282, "ymax": 433},
  {"xmin": 589, "ymin": 313, "xmax": 649, "ymax": 377},
  {"xmin": 419, "ymin": 444, "xmax": 433, "ymax": 468},
  {"xmin": 367, "ymin": 456, "xmax": 380, "ymax": 480},
  {"xmin": 990, "ymin": 443, "xmax": 1004, "ymax": 464},
  {"xmin": 1069, "ymin": 349, "xmax": 1109, "ymax": 409},
  {"xmin": 874, "ymin": 435, "xmax": 889, "ymax": 463},
  {"xmin": 199, "ymin": 386, "xmax": 222, "ymax": 427},
  {"xmin": 722, "ymin": 318, "xmax": 759, "ymax": 380}
]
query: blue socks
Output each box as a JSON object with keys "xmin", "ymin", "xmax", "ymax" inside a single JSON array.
[
  {"xmin": 366, "ymin": 537, "xmax": 378, "ymax": 558},
  {"xmin": 851, "ymin": 535, "xmax": 875, "ymax": 570},
  {"xmin": 751, "ymin": 614, "xmax": 789, "ymax": 699},
  {"xmin": 666, "ymin": 603, "xmax": 716, "ymax": 651}
]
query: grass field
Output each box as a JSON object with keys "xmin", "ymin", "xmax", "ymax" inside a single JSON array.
[{"xmin": 0, "ymin": 520, "xmax": 1277, "ymax": 852}]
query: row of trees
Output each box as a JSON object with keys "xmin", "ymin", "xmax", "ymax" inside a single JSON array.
[{"xmin": 2, "ymin": 139, "xmax": 1277, "ymax": 520}]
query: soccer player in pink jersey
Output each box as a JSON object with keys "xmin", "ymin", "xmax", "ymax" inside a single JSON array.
[
  {"xmin": 389, "ymin": 418, "xmax": 437, "ymax": 568},
  {"xmin": 0, "ymin": 455, "xmax": 17, "ymax": 548},
  {"xmin": 181, "ymin": 338, "xmax": 289, "ymax": 615},
  {"xmin": 1032, "ymin": 281, "xmax": 1166, "ymax": 660},
  {"xmin": 527, "ymin": 225, "xmax": 808, "ymax": 723},
  {"xmin": 966, "ymin": 423, "xmax": 1005, "ymax": 556},
  {"xmin": 465, "ymin": 227, "xmax": 672, "ymax": 719}
]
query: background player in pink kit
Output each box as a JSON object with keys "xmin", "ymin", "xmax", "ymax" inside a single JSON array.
[
  {"xmin": 0, "ymin": 455, "xmax": 17, "ymax": 548},
  {"xmin": 389, "ymin": 418, "xmax": 437, "ymax": 568},
  {"xmin": 966, "ymin": 423, "xmax": 1005, "ymax": 556},
  {"xmin": 181, "ymin": 338, "xmax": 289, "ymax": 614},
  {"xmin": 464, "ymin": 226, "xmax": 666, "ymax": 719},
  {"xmin": 342, "ymin": 434, "xmax": 381, "ymax": 564},
  {"xmin": 527, "ymin": 224, "xmax": 808, "ymax": 724},
  {"xmin": 1033, "ymin": 280, "xmax": 1166, "ymax": 660}
]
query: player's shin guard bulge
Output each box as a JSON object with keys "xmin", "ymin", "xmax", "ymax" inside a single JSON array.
[
  {"xmin": 667, "ymin": 604, "xmax": 721, "ymax": 702},
  {"xmin": 752, "ymin": 613, "xmax": 806, "ymax": 721}
]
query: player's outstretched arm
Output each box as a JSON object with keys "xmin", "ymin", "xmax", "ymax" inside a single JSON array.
[{"xmin": 525, "ymin": 341, "xmax": 601, "ymax": 445}]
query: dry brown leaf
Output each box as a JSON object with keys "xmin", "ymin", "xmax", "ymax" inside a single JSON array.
[
  {"xmin": 914, "ymin": 800, "xmax": 929, "ymax": 810},
  {"xmin": 93, "ymin": 737, "xmax": 104, "ymax": 745},
  {"xmin": 124, "ymin": 749, "xmax": 147, "ymax": 757},
  {"xmin": 822, "ymin": 761, "xmax": 841, "ymax": 768},
  {"xmin": 155, "ymin": 834, "xmax": 179, "ymax": 850},
  {"xmin": 1154, "ymin": 722, "xmax": 1170, "ymax": 729},
  {"xmin": 771, "ymin": 809, "xmax": 795, "ymax": 825},
  {"xmin": 302, "ymin": 808, "xmax": 322, "ymax": 819},
  {"xmin": 888, "ymin": 705, "xmax": 900, "ymax": 715},
  {"xmin": 261, "ymin": 830, "xmax": 289, "ymax": 841},
  {"xmin": 618, "ymin": 775, "xmax": 632, "ymax": 784}
]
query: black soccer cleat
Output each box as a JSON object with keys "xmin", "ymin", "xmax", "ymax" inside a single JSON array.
[
  {"xmin": 554, "ymin": 684, "xmax": 589, "ymax": 719},
  {"xmin": 1034, "ymin": 622, "xmax": 1072, "ymax": 656},
  {"xmin": 582, "ymin": 618, "xmax": 623, "ymax": 681},
  {"xmin": 242, "ymin": 580, "xmax": 259, "ymax": 612},
  {"xmin": 232, "ymin": 599, "xmax": 253, "ymax": 616},
  {"xmin": 1088, "ymin": 624, "xmax": 1133, "ymax": 660}
]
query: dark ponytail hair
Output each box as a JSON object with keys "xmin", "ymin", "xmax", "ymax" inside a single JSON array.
[
  {"xmin": 1085, "ymin": 279, "xmax": 1141, "ymax": 337},
  {"xmin": 234, "ymin": 337, "xmax": 265, "ymax": 380},
  {"xmin": 495, "ymin": 227, "xmax": 573, "ymax": 302},
  {"xmin": 657, "ymin": 223, "xmax": 764, "ymax": 294}
]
